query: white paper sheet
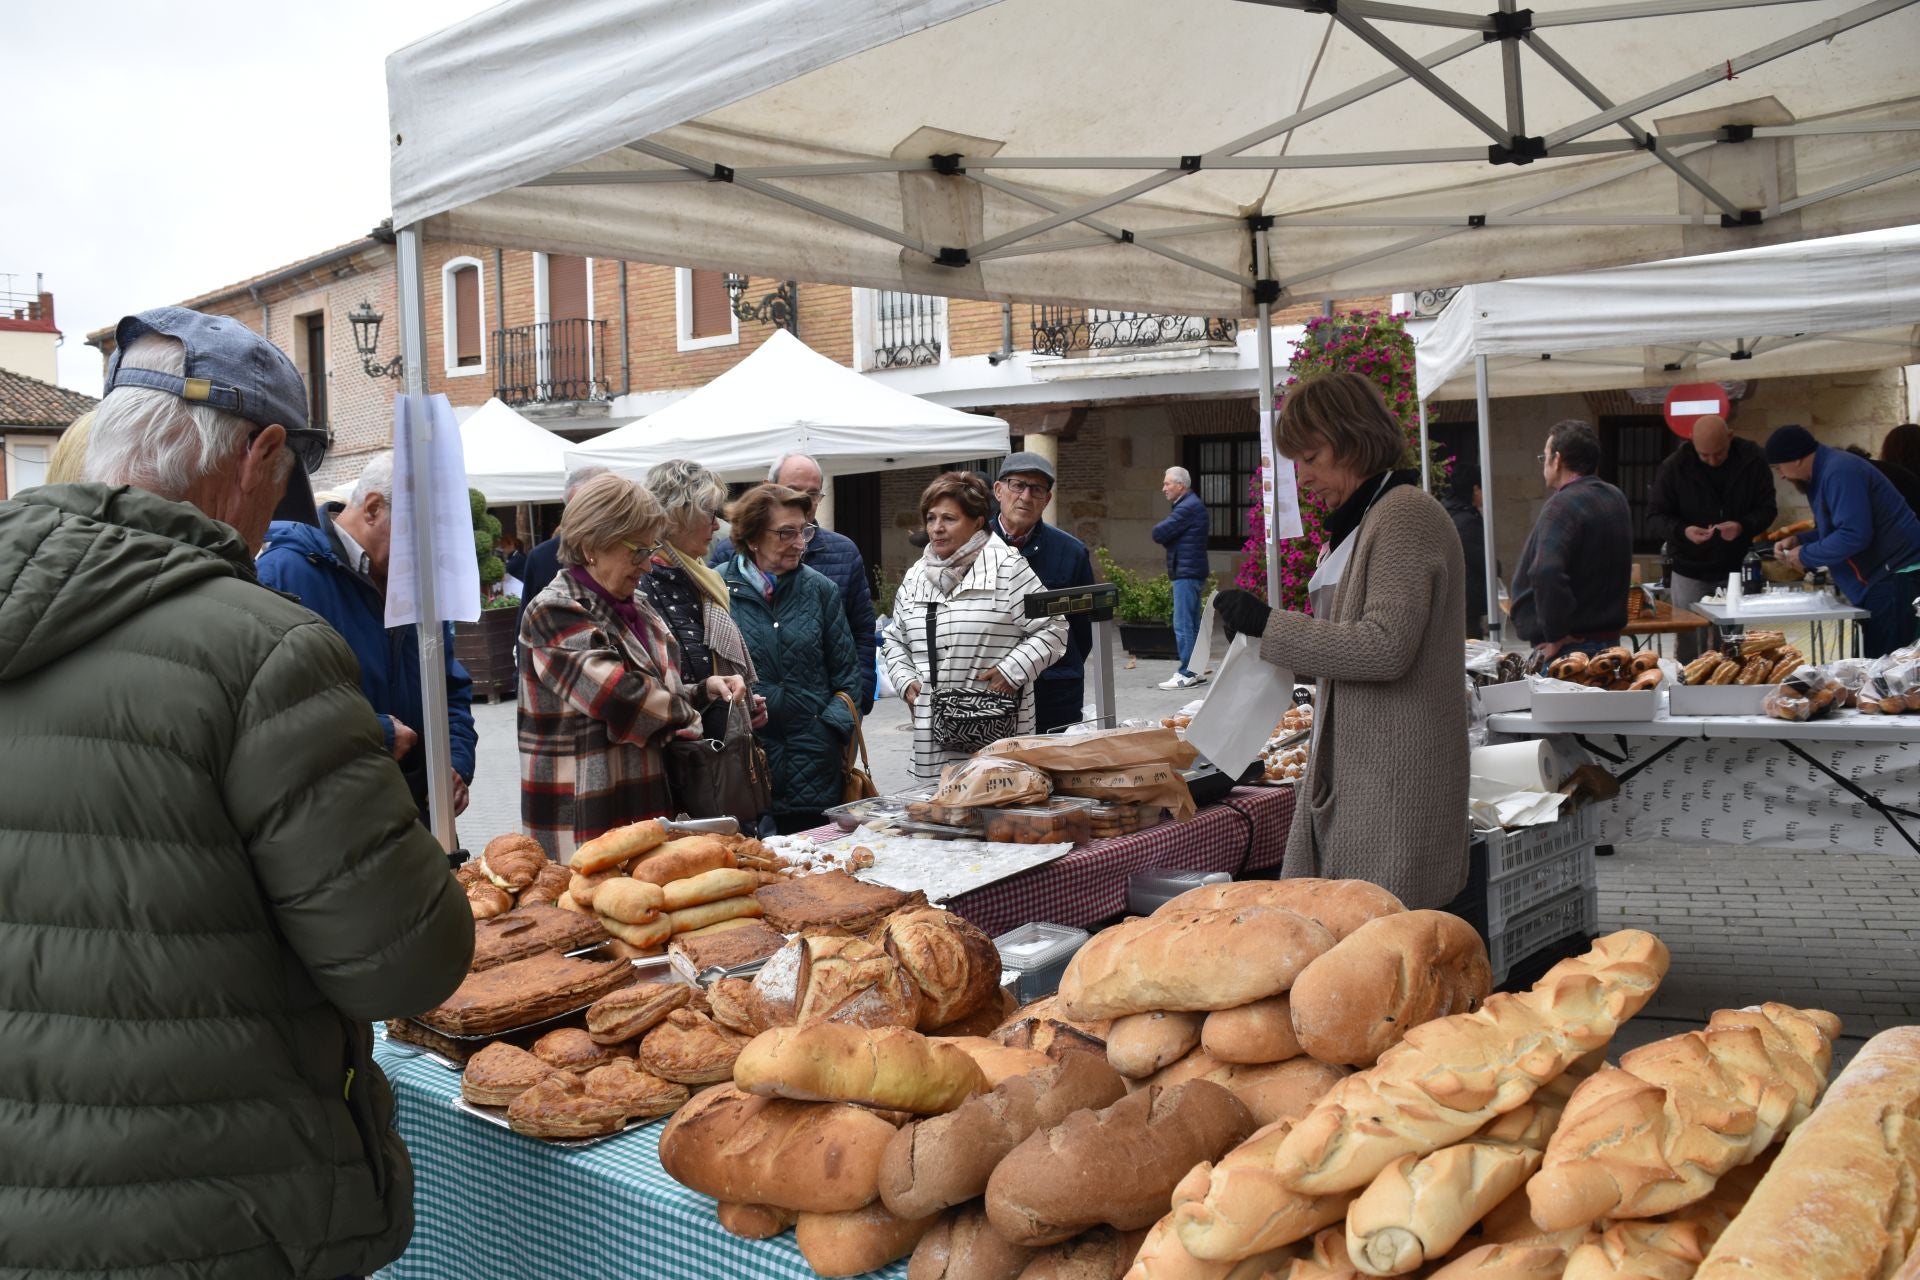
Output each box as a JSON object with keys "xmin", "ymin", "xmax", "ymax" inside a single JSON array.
[
  {"xmin": 1259, "ymin": 409, "xmax": 1305, "ymax": 541},
  {"xmin": 388, "ymin": 394, "xmax": 482, "ymax": 627},
  {"xmin": 1185, "ymin": 634, "xmax": 1294, "ymax": 778}
]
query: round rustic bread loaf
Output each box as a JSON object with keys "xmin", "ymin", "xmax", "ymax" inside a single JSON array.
[
  {"xmin": 1287, "ymin": 909, "xmax": 1492, "ymax": 1066},
  {"xmin": 877, "ymin": 906, "xmax": 1002, "ymax": 1030}
]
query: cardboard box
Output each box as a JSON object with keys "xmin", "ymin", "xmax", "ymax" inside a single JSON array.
[
  {"xmin": 1530, "ymin": 688, "xmax": 1658, "ymax": 723},
  {"xmin": 1667, "ymin": 683, "xmax": 1777, "ymax": 716},
  {"xmin": 1473, "ymin": 681, "xmax": 1532, "ymax": 715}
]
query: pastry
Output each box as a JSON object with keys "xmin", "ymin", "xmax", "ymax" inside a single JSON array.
[
  {"xmin": 570, "ymin": 818, "xmax": 671, "ymax": 874},
  {"xmin": 480, "ymin": 834, "xmax": 547, "ymax": 892},
  {"xmin": 661, "ymin": 867, "xmax": 761, "ymax": 910},
  {"xmin": 639, "ymin": 1008, "xmax": 753, "ymax": 1084},
  {"xmin": 668, "ymin": 896, "xmax": 765, "ymax": 934},
  {"xmin": 568, "ymin": 869, "xmax": 623, "ymax": 911},
  {"xmin": 585, "ymin": 981, "xmax": 691, "ymax": 1044},
  {"xmin": 708, "ymin": 977, "xmax": 777, "ymax": 1037},
  {"xmin": 875, "ymin": 906, "xmax": 1003, "ymax": 1031},
  {"xmin": 630, "ymin": 835, "xmax": 739, "ymax": 885},
  {"xmin": 593, "ymin": 877, "xmax": 667, "ymax": 925},
  {"xmin": 506, "ymin": 1070, "xmax": 630, "ymax": 1138},
  {"xmin": 532, "ymin": 1026, "xmax": 621, "ymax": 1073},
  {"xmin": 602, "ymin": 914, "xmax": 673, "ymax": 950},
  {"xmin": 461, "ymin": 1042, "xmax": 559, "ymax": 1107},
  {"xmin": 757, "ymin": 869, "xmax": 925, "ymax": 934},
  {"xmin": 578, "ymin": 1057, "xmax": 689, "ymax": 1118},
  {"xmin": 670, "ymin": 919, "xmax": 789, "ymax": 976},
  {"xmin": 469, "ymin": 903, "xmax": 609, "ymax": 972},
  {"xmin": 466, "ymin": 880, "xmax": 512, "ymax": 920},
  {"xmin": 417, "ymin": 950, "xmax": 637, "ymax": 1036},
  {"xmin": 518, "ymin": 859, "xmax": 573, "ymax": 908}
]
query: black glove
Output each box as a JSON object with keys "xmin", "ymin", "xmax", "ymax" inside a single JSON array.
[{"xmin": 1214, "ymin": 589, "xmax": 1272, "ymax": 641}]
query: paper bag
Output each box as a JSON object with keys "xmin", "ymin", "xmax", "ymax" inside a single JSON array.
[
  {"xmin": 1184, "ymin": 635, "xmax": 1293, "ymax": 780},
  {"xmin": 984, "ymin": 725, "xmax": 1199, "ymax": 772},
  {"xmin": 1054, "ymin": 763, "xmax": 1197, "ymax": 822},
  {"xmin": 932, "ymin": 756, "xmax": 1052, "ymax": 808}
]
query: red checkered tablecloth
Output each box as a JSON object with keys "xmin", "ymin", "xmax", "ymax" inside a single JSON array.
[{"xmin": 801, "ymin": 786, "xmax": 1296, "ymax": 938}]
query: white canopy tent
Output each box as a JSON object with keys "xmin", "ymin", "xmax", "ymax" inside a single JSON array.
[
  {"xmin": 1416, "ymin": 224, "xmax": 1920, "ymax": 637},
  {"xmin": 563, "ymin": 330, "xmax": 1010, "ymax": 482},
  {"xmin": 384, "ymin": 0, "xmax": 1920, "ymax": 843},
  {"xmin": 458, "ymin": 396, "xmax": 573, "ymax": 502}
]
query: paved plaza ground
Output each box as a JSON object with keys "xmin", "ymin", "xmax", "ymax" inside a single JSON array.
[{"xmin": 460, "ymin": 649, "xmax": 1920, "ymax": 1069}]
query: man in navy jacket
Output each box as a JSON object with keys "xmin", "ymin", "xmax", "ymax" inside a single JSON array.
[
  {"xmin": 1152, "ymin": 466, "xmax": 1212, "ymax": 689},
  {"xmin": 991, "ymin": 451, "xmax": 1095, "ymax": 732},
  {"xmin": 257, "ymin": 452, "xmax": 477, "ymax": 824},
  {"xmin": 1766, "ymin": 425, "xmax": 1920, "ymax": 657}
]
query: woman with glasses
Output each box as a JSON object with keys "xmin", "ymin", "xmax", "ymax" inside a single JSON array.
[
  {"xmin": 722, "ymin": 483, "xmax": 860, "ymax": 833},
  {"xmin": 518, "ymin": 473, "xmax": 747, "ymax": 859}
]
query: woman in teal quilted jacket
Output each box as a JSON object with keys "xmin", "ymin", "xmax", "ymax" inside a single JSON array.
[{"xmin": 722, "ymin": 483, "xmax": 860, "ymax": 833}]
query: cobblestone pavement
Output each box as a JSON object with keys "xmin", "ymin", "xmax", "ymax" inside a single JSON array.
[{"xmin": 460, "ymin": 649, "xmax": 1920, "ymax": 1067}]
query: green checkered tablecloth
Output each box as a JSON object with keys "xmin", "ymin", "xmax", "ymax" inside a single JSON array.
[{"xmin": 372, "ymin": 1036, "xmax": 909, "ymax": 1280}]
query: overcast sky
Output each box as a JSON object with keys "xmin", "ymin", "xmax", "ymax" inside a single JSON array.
[{"xmin": 6, "ymin": 1, "xmax": 486, "ymax": 396}]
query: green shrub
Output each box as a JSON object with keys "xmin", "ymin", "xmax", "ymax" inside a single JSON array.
[
  {"xmin": 479, "ymin": 552, "xmax": 506, "ymax": 587},
  {"xmin": 474, "ymin": 529, "xmax": 496, "ymax": 558}
]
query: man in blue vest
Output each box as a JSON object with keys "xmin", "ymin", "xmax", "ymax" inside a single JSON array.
[{"xmin": 991, "ymin": 451, "xmax": 1095, "ymax": 732}]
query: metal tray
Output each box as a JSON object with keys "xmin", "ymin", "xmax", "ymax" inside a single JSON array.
[
  {"xmin": 411, "ymin": 953, "xmax": 676, "ymax": 1041},
  {"xmin": 450, "ymin": 1095, "xmax": 664, "ymax": 1149}
]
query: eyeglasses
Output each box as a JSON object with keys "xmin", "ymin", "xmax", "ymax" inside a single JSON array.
[
  {"xmin": 620, "ymin": 539, "xmax": 663, "ymax": 562},
  {"xmin": 1000, "ymin": 477, "xmax": 1051, "ymax": 498},
  {"xmin": 250, "ymin": 423, "xmax": 332, "ymax": 474},
  {"xmin": 770, "ymin": 524, "xmax": 818, "ymax": 545}
]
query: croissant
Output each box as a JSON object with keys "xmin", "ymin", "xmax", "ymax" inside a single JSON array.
[{"xmin": 1527, "ymin": 1003, "xmax": 1840, "ymax": 1231}]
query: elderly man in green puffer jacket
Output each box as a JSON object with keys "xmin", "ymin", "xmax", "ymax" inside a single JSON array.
[{"xmin": 0, "ymin": 308, "xmax": 473, "ymax": 1280}]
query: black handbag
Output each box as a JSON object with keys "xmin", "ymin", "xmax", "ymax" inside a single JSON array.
[
  {"xmin": 925, "ymin": 602, "xmax": 1021, "ymax": 752},
  {"xmin": 666, "ymin": 694, "xmax": 773, "ymax": 829}
]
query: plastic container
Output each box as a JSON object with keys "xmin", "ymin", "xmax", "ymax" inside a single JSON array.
[
  {"xmin": 980, "ymin": 798, "xmax": 1095, "ymax": 845},
  {"xmin": 1477, "ymin": 806, "xmax": 1596, "ymax": 880},
  {"xmin": 994, "ymin": 922, "xmax": 1090, "ymax": 1003},
  {"xmin": 1084, "ymin": 800, "xmax": 1165, "ymax": 841},
  {"xmin": 1489, "ymin": 884, "xmax": 1599, "ymax": 983},
  {"xmin": 823, "ymin": 790, "xmax": 976, "ymax": 839},
  {"xmin": 1126, "ymin": 868, "xmax": 1230, "ymax": 917},
  {"xmin": 1485, "ymin": 843, "xmax": 1597, "ymax": 936}
]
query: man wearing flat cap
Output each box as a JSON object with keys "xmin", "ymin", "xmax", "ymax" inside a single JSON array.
[
  {"xmin": 0, "ymin": 307, "xmax": 471, "ymax": 1277},
  {"xmin": 992, "ymin": 451, "xmax": 1095, "ymax": 732},
  {"xmin": 1765, "ymin": 423, "xmax": 1920, "ymax": 656}
]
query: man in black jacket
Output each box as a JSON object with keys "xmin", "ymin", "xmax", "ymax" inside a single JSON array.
[
  {"xmin": 990, "ymin": 451, "xmax": 1095, "ymax": 732},
  {"xmin": 1644, "ymin": 415, "xmax": 1776, "ymax": 661},
  {"xmin": 1511, "ymin": 420, "xmax": 1633, "ymax": 659},
  {"xmin": 1443, "ymin": 464, "xmax": 1487, "ymax": 638}
]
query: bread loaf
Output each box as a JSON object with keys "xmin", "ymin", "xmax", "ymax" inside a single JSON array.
[
  {"xmin": 601, "ymin": 914, "xmax": 672, "ymax": 950},
  {"xmin": 797, "ymin": 935, "xmax": 922, "ymax": 1029},
  {"xmin": 877, "ymin": 906, "xmax": 1003, "ymax": 1031},
  {"xmin": 1288, "ymin": 911, "xmax": 1492, "ymax": 1067},
  {"xmin": 1155, "ymin": 879, "xmax": 1405, "ymax": 940},
  {"xmin": 1058, "ymin": 905, "xmax": 1336, "ymax": 1020},
  {"xmin": 667, "ymin": 895, "xmax": 763, "ymax": 934},
  {"xmin": 1108, "ymin": 1011, "xmax": 1206, "ymax": 1079},
  {"xmin": 986, "ymin": 1080, "xmax": 1255, "ymax": 1245},
  {"xmin": 1420, "ymin": 1243, "xmax": 1572, "ymax": 1280},
  {"xmin": 1202, "ymin": 997, "xmax": 1304, "ymax": 1065},
  {"xmin": 592, "ymin": 875, "xmax": 666, "ymax": 924},
  {"xmin": 797, "ymin": 1201, "xmax": 938, "ymax": 1277},
  {"xmin": 734, "ymin": 1023, "xmax": 989, "ymax": 1114},
  {"xmin": 571, "ymin": 818, "xmax": 668, "ymax": 874},
  {"xmin": 879, "ymin": 1051, "xmax": 1129, "ymax": 1220},
  {"xmin": 1016, "ymin": 1227, "xmax": 1151, "ymax": 1280},
  {"xmin": 930, "ymin": 986, "xmax": 1019, "ymax": 1039},
  {"xmin": 1138, "ymin": 1053, "xmax": 1348, "ymax": 1129},
  {"xmin": 1170, "ymin": 1116, "xmax": 1353, "ymax": 1261},
  {"xmin": 658, "ymin": 1083, "xmax": 898, "ymax": 1212},
  {"xmin": 1273, "ymin": 930, "xmax": 1669, "ymax": 1197},
  {"xmin": 994, "ymin": 996, "xmax": 1112, "ymax": 1061},
  {"xmin": 909, "ymin": 1204, "xmax": 1036, "ymax": 1280},
  {"xmin": 1268, "ymin": 1228, "xmax": 1361, "ymax": 1280},
  {"xmin": 661, "ymin": 867, "xmax": 760, "ymax": 910},
  {"xmin": 933, "ymin": 1036, "xmax": 1054, "ymax": 1087},
  {"xmin": 715, "ymin": 1201, "xmax": 797, "ymax": 1239},
  {"xmin": 630, "ymin": 834, "xmax": 736, "ymax": 884},
  {"xmin": 1695, "ymin": 1024, "xmax": 1920, "ymax": 1280},
  {"xmin": 1527, "ymin": 1002, "xmax": 1842, "ymax": 1230},
  {"xmin": 1124, "ymin": 1214, "xmax": 1308, "ymax": 1280}
]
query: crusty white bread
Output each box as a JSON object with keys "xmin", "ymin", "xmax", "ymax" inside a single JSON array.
[
  {"xmin": 733, "ymin": 1023, "xmax": 988, "ymax": 1114},
  {"xmin": 1273, "ymin": 930, "xmax": 1669, "ymax": 1198},
  {"xmin": 1108, "ymin": 1011, "xmax": 1206, "ymax": 1079},
  {"xmin": 1154, "ymin": 879, "xmax": 1405, "ymax": 940},
  {"xmin": 1420, "ymin": 1243, "xmax": 1573, "ymax": 1280},
  {"xmin": 1288, "ymin": 910, "xmax": 1492, "ymax": 1067},
  {"xmin": 714, "ymin": 1201, "xmax": 797, "ymax": 1239},
  {"xmin": 1169, "ymin": 1117, "xmax": 1354, "ymax": 1261},
  {"xmin": 1527, "ymin": 1002, "xmax": 1842, "ymax": 1230},
  {"xmin": 1057, "ymin": 905, "xmax": 1335, "ymax": 1020},
  {"xmin": 1695, "ymin": 1024, "xmax": 1920, "ymax": 1280},
  {"xmin": 570, "ymin": 818, "xmax": 668, "ymax": 874},
  {"xmin": 1203, "ymin": 996, "xmax": 1304, "ymax": 1066},
  {"xmin": 796, "ymin": 1201, "xmax": 938, "ymax": 1278},
  {"xmin": 658, "ymin": 1084, "xmax": 898, "ymax": 1213},
  {"xmin": 1124, "ymin": 1212, "xmax": 1306, "ymax": 1280}
]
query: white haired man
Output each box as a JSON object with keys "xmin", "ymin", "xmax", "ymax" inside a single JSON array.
[
  {"xmin": 1152, "ymin": 464, "xmax": 1212, "ymax": 689},
  {"xmin": 0, "ymin": 307, "xmax": 471, "ymax": 1277},
  {"xmin": 711, "ymin": 451, "xmax": 878, "ymax": 712},
  {"xmin": 257, "ymin": 450, "xmax": 479, "ymax": 825}
]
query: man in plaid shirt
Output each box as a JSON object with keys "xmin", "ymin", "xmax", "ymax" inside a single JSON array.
[{"xmin": 1510, "ymin": 419, "xmax": 1632, "ymax": 660}]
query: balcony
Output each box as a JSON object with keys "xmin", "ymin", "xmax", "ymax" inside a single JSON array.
[
  {"xmin": 1030, "ymin": 306, "xmax": 1237, "ymax": 358},
  {"xmin": 493, "ymin": 318, "xmax": 609, "ymax": 406}
]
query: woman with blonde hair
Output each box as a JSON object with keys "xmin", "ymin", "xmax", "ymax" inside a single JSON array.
[
  {"xmin": 517, "ymin": 472, "xmax": 746, "ymax": 858},
  {"xmin": 46, "ymin": 411, "xmax": 94, "ymax": 484}
]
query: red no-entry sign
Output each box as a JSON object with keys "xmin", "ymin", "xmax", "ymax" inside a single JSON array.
[{"xmin": 1664, "ymin": 382, "xmax": 1730, "ymax": 437}]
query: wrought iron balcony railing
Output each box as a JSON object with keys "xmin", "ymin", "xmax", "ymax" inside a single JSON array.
[
  {"xmin": 872, "ymin": 291, "xmax": 943, "ymax": 369},
  {"xmin": 1030, "ymin": 306, "xmax": 1237, "ymax": 358},
  {"xmin": 493, "ymin": 318, "xmax": 609, "ymax": 406}
]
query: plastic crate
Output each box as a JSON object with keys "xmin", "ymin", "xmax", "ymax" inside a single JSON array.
[
  {"xmin": 1489, "ymin": 884, "xmax": 1599, "ymax": 983},
  {"xmin": 1478, "ymin": 806, "xmax": 1596, "ymax": 881},
  {"xmin": 1486, "ymin": 842, "xmax": 1598, "ymax": 936}
]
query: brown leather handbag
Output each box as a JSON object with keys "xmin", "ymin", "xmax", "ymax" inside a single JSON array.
[{"xmin": 836, "ymin": 691, "xmax": 880, "ymax": 802}]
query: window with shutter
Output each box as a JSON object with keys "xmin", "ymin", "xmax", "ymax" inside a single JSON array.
[
  {"xmin": 690, "ymin": 269, "xmax": 731, "ymax": 338},
  {"xmin": 453, "ymin": 266, "xmax": 481, "ymax": 366},
  {"xmin": 441, "ymin": 256, "xmax": 488, "ymax": 375},
  {"xmin": 547, "ymin": 255, "xmax": 589, "ymax": 322}
]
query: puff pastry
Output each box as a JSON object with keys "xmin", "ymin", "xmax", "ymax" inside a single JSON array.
[
  {"xmin": 506, "ymin": 1071, "xmax": 630, "ymax": 1138},
  {"xmin": 462, "ymin": 1042, "xmax": 559, "ymax": 1107},
  {"xmin": 580, "ymin": 1058, "xmax": 689, "ymax": 1118},
  {"xmin": 639, "ymin": 1008, "xmax": 753, "ymax": 1084},
  {"xmin": 532, "ymin": 1026, "xmax": 620, "ymax": 1073},
  {"xmin": 586, "ymin": 981, "xmax": 691, "ymax": 1045}
]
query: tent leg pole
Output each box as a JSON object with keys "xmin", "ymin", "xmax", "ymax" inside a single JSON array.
[
  {"xmin": 1418, "ymin": 397, "xmax": 1432, "ymax": 492},
  {"xmin": 398, "ymin": 225, "xmax": 457, "ymax": 852},
  {"xmin": 1255, "ymin": 229, "xmax": 1280, "ymax": 606},
  {"xmin": 1474, "ymin": 353, "xmax": 1501, "ymax": 644},
  {"xmin": 1089, "ymin": 617, "xmax": 1117, "ymax": 728}
]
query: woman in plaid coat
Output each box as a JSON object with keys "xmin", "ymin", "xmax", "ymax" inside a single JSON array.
[{"xmin": 518, "ymin": 475, "xmax": 747, "ymax": 860}]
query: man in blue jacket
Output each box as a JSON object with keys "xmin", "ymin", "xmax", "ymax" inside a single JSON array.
[
  {"xmin": 1152, "ymin": 465, "xmax": 1212, "ymax": 689},
  {"xmin": 258, "ymin": 451, "xmax": 478, "ymax": 823},
  {"xmin": 991, "ymin": 451, "xmax": 1095, "ymax": 732},
  {"xmin": 1766, "ymin": 425, "xmax": 1920, "ymax": 657}
]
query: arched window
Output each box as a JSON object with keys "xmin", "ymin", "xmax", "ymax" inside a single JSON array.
[{"xmin": 442, "ymin": 256, "xmax": 486, "ymax": 375}]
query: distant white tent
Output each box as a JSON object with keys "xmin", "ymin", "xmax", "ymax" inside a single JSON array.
[
  {"xmin": 458, "ymin": 396, "xmax": 572, "ymax": 502},
  {"xmin": 564, "ymin": 330, "xmax": 1010, "ymax": 481}
]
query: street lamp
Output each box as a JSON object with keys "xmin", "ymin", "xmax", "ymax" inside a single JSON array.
[
  {"xmin": 723, "ymin": 273, "xmax": 799, "ymax": 337},
  {"xmin": 349, "ymin": 301, "xmax": 405, "ymax": 380}
]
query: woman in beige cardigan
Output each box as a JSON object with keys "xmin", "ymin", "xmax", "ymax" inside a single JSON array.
[{"xmin": 1213, "ymin": 371, "xmax": 1468, "ymax": 909}]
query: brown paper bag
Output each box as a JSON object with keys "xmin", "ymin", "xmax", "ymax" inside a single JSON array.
[
  {"xmin": 1052, "ymin": 763, "xmax": 1196, "ymax": 822},
  {"xmin": 932, "ymin": 756, "xmax": 1053, "ymax": 808},
  {"xmin": 984, "ymin": 725, "xmax": 1199, "ymax": 773}
]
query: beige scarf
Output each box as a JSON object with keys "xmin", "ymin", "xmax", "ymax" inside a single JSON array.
[{"xmin": 670, "ymin": 544, "xmax": 731, "ymax": 610}]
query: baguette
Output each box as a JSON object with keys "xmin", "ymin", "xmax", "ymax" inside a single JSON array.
[
  {"xmin": 986, "ymin": 1081, "xmax": 1255, "ymax": 1245},
  {"xmin": 658, "ymin": 1083, "xmax": 899, "ymax": 1212},
  {"xmin": 1134, "ymin": 1053, "xmax": 1348, "ymax": 1129},
  {"xmin": 592, "ymin": 877, "xmax": 666, "ymax": 925},
  {"xmin": 1108, "ymin": 1011, "xmax": 1206, "ymax": 1079},
  {"xmin": 1153, "ymin": 879, "xmax": 1405, "ymax": 941},
  {"xmin": 661, "ymin": 867, "xmax": 760, "ymax": 910},
  {"xmin": 1267, "ymin": 1228, "xmax": 1360, "ymax": 1280},
  {"xmin": 1125, "ymin": 1213, "xmax": 1307, "ymax": 1280},
  {"xmin": 734, "ymin": 1023, "xmax": 988, "ymax": 1114},
  {"xmin": 1695, "ymin": 1024, "xmax": 1920, "ymax": 1280},
  {"xmin": 630, "ymin": 834, "xmax": 736, "ymax": 884},
  {"xmin": 1288, "ymin": 910, "xmax": 1492, "ymax": 1067},
  {"xmin": 715, "ymin": 1201, "xmax": 798, "ymax": 1239},
  {"xmin": 797, "ymin": 1201, "xmax": 939, "ymax": 1278},
  {"xmin": 1058, "ymin": 905, "xmax": 1335, "ymax": 1019},
  {"xmin": 1527, "ymin": 1002, "xmax": 1841, "ymax": 1230},
  {"xmin": 879, "ymin": 1052, "xmax": 1129, "ymax": 1220},
  {"xmin": 909, "ymin": 1204, "xmax": 1036, "ymax": 1280},
  {"xmin": 1273, "ymin": 930, "xmax": 1669, "ymax": 1198},
  {"xmin": 1202, "ymin": 996, "xmax": 1304, "ymax": 1066},
  {"xmin": 570, "ymin": 818, "xmax": 668, "ymax": 874},
  {"xmin": 1169, "ymin": 1116, "xmax": 1354, "ymax": 1260},
  {"xmin": 1421, "ymin": 1244, "xmax": 1572, "ymax": 1280},
  {"xmin": 668, "ymin": 895, "xmax": 763, "ymax": 933}
]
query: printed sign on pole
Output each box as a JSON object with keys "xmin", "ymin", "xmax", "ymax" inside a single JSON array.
[
  {"xmin": 1259, "ymin": 409, "xmax": 1304, "ymax": 540},
  {"xmin": 1663, "ymin": 382, "xmax": 1730, "ymax": 438}
]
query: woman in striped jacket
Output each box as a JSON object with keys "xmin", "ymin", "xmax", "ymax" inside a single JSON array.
[{"xmin": 884, "ymin": 471, "xmax": 1069, "ymax": 783}]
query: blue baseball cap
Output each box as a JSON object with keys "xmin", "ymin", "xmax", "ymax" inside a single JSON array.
[{"xmin": 105, "ymin": 306, "xmax": 331, "ymax": 473}]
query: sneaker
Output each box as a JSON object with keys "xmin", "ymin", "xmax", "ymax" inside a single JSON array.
[{"xmin": 1158, "ymin": 672, "xmax": 1207, "ymax": 690}]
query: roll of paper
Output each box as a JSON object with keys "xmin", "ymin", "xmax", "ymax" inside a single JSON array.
[{"xmin": 1469, "ymin": 739, "xmax": 1560, "ymax": 793}]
